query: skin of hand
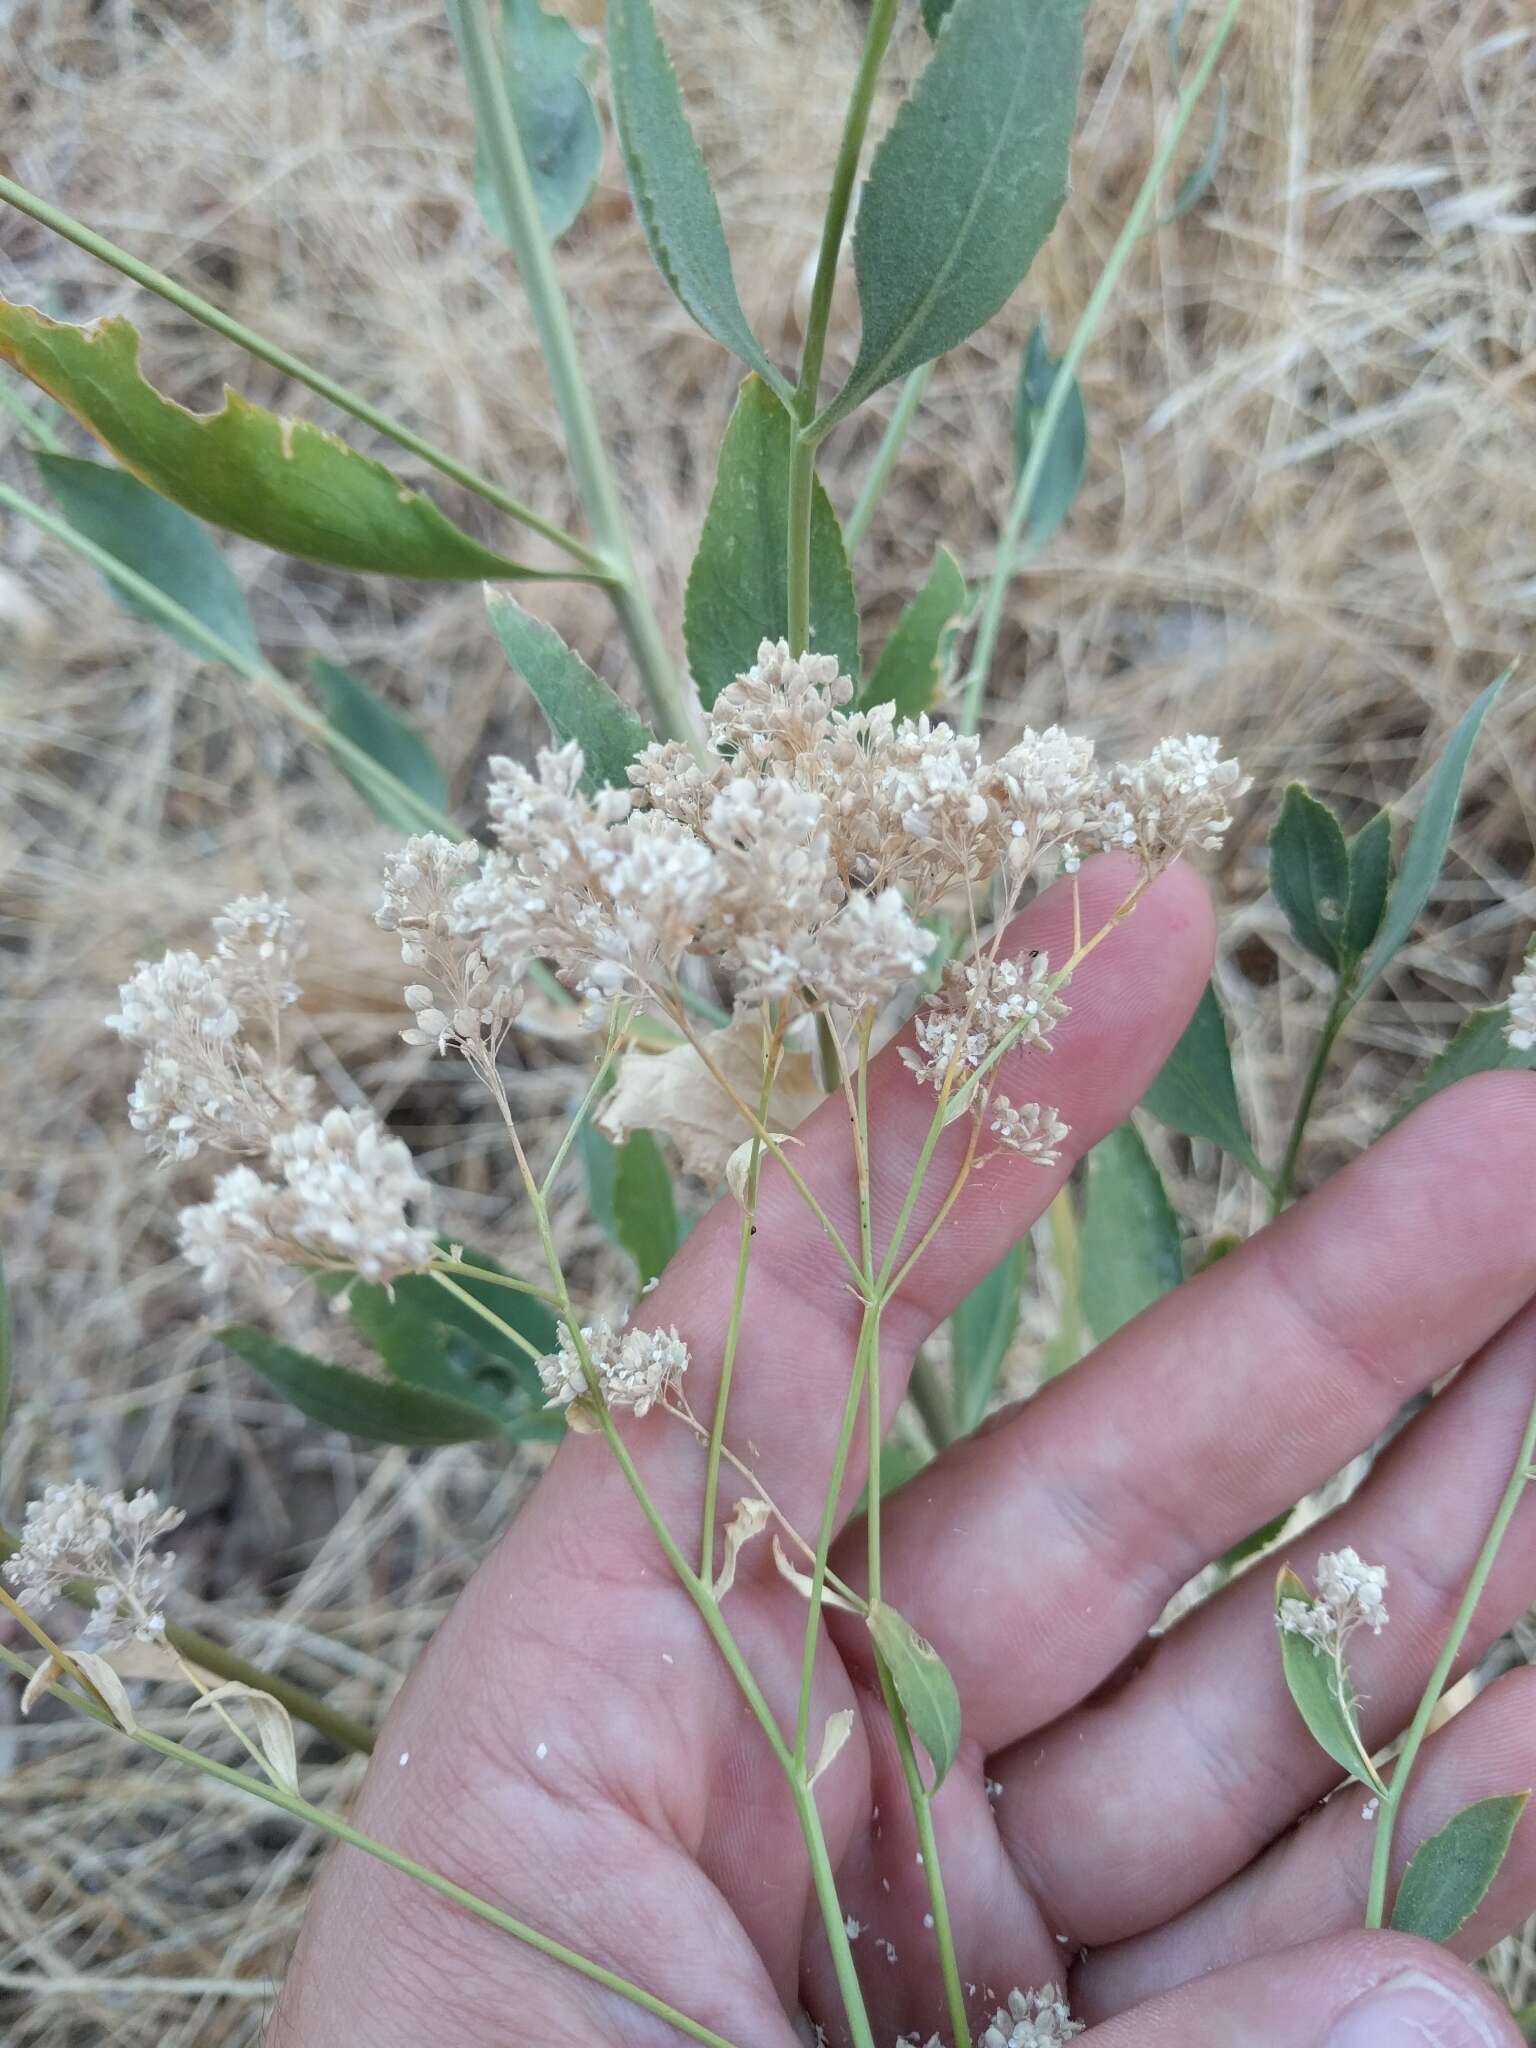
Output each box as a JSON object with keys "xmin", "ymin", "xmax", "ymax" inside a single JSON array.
[{"xmin": 272, "ymin": 858, "xmax": 1536, "ymax": 2048}]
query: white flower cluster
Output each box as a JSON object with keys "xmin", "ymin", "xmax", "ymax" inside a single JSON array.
[
  {"xmin": 902, "ymin": 953, "xmax": 1067, "ymax": 1087},
  {"xmin": 377, "ymin": 835, "xmax": 522, "ymax": 1057},
  {"xmin": 1506, "ymin": 956, "xmax": 1536, "ymax": 1052},
  {"xmin": 536, "ymin": 1317, "xmax": 689, "ymax": 1419},
  {"xmin": 1278, "ymin": 1547, "xmax": 1390, "ymax": 1651},
  {"xmin": 980, "ymin": 1985, "xmax": 1083, "ymax": 2047},
  {"xmin": 5, "ymin": 1481, "xmax": 184, "ymax": 1649}
]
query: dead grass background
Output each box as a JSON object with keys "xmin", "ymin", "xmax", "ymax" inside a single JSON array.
[{"xmin": 1, "ymin": 0, "xmax": 1534, "ymax": 2038}]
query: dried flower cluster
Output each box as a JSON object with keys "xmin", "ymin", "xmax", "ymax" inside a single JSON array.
[
  {"xmin": 979, "ymin": 1985, "xmax": 1084, "ymax": 2047},
  {"xmin": 110, "ymin": 904, "xmax": 435, "ymax": 1292},
  {"xmin": 536, "ymin": 1318, "xmax": 690, "ymax": 1419},
  {"xmin": 1506, "ymin": 954, "xmax": 1536, "ymax": 1052},
  {"xmin": 6, "ymin": 1481, "xmax": 184, "ymax": 1648},
  {"xmin": 1278, "ymin": 1547, "xmax": 1390, "ymax": 1651}
]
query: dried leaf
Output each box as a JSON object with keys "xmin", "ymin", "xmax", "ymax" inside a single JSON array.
[
  {"xmin": 21, "ymin": 1654, "xmax": 63, "ymax": 1716},
  {"xmin": 771, "ymin": 1537, "xmax": 860, "ymax": 1614},
  {"xmin": 712, "ymin": 1497, "xmax": 771, "ymax": 1599},
  {"xmin": 810, "ymin": 1708, "xmax": 856, "ymax": 1788},
  {"xmin": 73, "ymin": 1650, "xmax": 139, "ymax": 1734},
  {"xmin": 191, "ymin": 1680, "xmax": 299, "ymax": 1794}
]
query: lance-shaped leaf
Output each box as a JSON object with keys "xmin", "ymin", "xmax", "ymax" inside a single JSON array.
[
  {"xmin": 309, "ymin": 657, "xmax": 448, "ymax": 832},
  {"xmin": 1392, "ymin": 1793, "xmax": 1529, "ymax": 1943},
  {"xmin": 1274, "ymin": 1567, "xmax": 1383, "ymax": 1792},
  {"xmin": 485, "ymin": 591, "xmax": 654, "ymax": 790},
  {"xmin": 35, "ymin": 452, "xmax": 259, "ymax": 660},
  {"xmin": 0, "ymin": 300, "xmax": 549, "ymax": 581},
  {"xmin": 1080, "ymin": 1121, "xmax": 1183, "ymax": 1343},
  {"xmin": 1343, "ymin": 808, "xmax": 1393, "ymax": 964},
  {"xmin": 1270, "ymin": 783, "xmax": 1351, "ymax": 972},
  {"xmin": 684, "ymin": 375, "xmax": 859, "ymax": 706},
  {"xmin": 339, "ymin": 1268, "xmax": 559, "ymax": 1440},
  {"xmin": 1013, "ymin": 323, "xmax": 1087, "ymax": 549},
  {"xmin": 868, "ymin": 1599, "xmax": 962, "ymax": 1791},
  {"xmin": 1142, "ymin": 981, "xmax": 1265, "ymax": 1180},
  {"xmin": 458, "ymin": 0, "xmax": 603, "ymax": 243},
  {"xmin": 820, "ymin": 0, "xmax": 1086, "ymax": 428},
  {"xmin": 950, "ymin": 1241, "xmax": 1027, "ymax": 1436},
  {"xmin": 1394, "ymin": 1002, "xmax": 1536, "ymax": 1125},
  {"xmin": 861, "ymin": 546, "xmax": 968, "ymax": 718},
  {"xmin": 1355, "ymin": 672, "xmax": 1508, "ymax": 1000},
  {"xmin": 607, "ymin": 0, "xmax": 780, "ymax": 385},
  {"xmin": 220, "ymin": 1327, "xmax": 501, "ymax": 1445},
  {"xmin": 614, "ymin": 1127, "xmax": 680, "ymax": 1286}
]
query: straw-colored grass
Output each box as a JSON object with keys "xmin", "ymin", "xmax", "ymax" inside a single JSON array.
[{"xmin": 1, "ymin": 0, "xmax": 1534, "ymax": 2038}]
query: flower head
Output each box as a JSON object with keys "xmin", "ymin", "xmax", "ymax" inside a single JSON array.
[
  {"xmin": 6, "ymin": 1481, "xmax": 184, "ymax": 1649},
  {"xmin": 211, "ymin": 895, "xmax": 307, "ymax": 1011},
  {"xmin": 1092, "ymin": 735, "xmax": 1250, "ymax": 870},
  {"xmin": 1506, "ymin": 959, "xmax": 1536, "ymax": 1052},
  {"xmin": 980, "ymin": 1985, "xmax": 1083, "ymax": 2047},
  {"xmin": 1278, "ymin": 1547, "xmax": 1389, "ymax": 1652},
  {"xmin": 902, "ymin": 951, "xmax": 1068, "ymax": 1089},
  {"xmin": 537, "ymin": 1318, "xmax": 689, "ymax": 1419},
  {"xmin": 988, "ymin": 1095, "xmax": 1069, "ymax": 1166}
]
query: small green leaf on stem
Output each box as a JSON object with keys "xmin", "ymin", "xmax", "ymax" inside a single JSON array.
[
  {"xmin": 1013, "ymin": 322, "xmax": 1087, "ymax": 548},
  {"xmin": 861, "ymin": 545, "xmax": 968, "ymax": 717},
  {"xmin": 1079, "ymin": 1120, "xmax": 1183, "ymax": 1343},
  {"xmin": 867, "ymin": 1600, "xmax": 962, "ymax": 1791},
  {"xmin": 454, "ymin": 0, "xmax": 602, "ymax": 243},
  {"xmin": 1343, "ymin": 807, "xmax": 1393, "ymax": 963},
  {"xmin": 309, "ymin": 657, "xmax": 448, "ymax": 832},
  {"xmin": 1394, "ymin": 1003, "xmax": 1536, "ymax": 1125},
  {"xmin": 1270, "ymin": 783, "xmax": 1351, "ymax": 972},
  {"xmin": 1141, "ymin": 981, "xmax": 1266, "ymax": 1180},
  {"xmin": 485, "ymin": 590, "xmax": 654, "ymax": 790},
  {"xmin": 614, "ymin": 1127, "xmax": 681, "ymax": 1286},
  {"xmin": 949, "ymin": 1240, "xmax": 1027, "ymax": 1436},
  {"xmin": 1391, "ymin": 1792, "xmax": 1529, "ymax": 1943},
  {"xmin": 220, "ymin": 1328, "xmax": 500, "ymax": 1445},
  {"xmin": 1274, "ymin": 1566, "xmax": 1382, "ymax": 1792},
  {"xmin": 0, "ymin": 300, "xmax": 554, "ymax": 580},
  {"xmin": 684, "ymin": 375, "xmax": 859, "ymax": 706},
  {"xmin": 35, "ymin": 452, "xmax": 259, "ymax": 659}
]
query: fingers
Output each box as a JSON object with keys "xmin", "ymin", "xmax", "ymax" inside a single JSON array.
[
  {"xmin": 1081, "ymin": 1667, "xmax": 1536, "ymax": 2021},
  {"xmin": 541, "ymin": 855, "xmax": 1214, "ymax": 1547},
  {"xmin": 994, "ymin": 1289, "xmax": 1536, "ymax": 1942},
  {"xmin": 1080, "ymin": 1933, "xmax": 1521, "ymax": 2047},
  {"xmin": 858, "ymin": 1070, "xmax": 1536, "ymax": 1756}
]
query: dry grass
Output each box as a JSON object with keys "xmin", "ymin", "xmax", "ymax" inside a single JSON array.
[{"xmin": 1, "ymin": 0, "xmax": 1534, "ymax": 2038}]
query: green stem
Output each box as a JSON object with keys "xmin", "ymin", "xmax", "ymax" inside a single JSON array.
[
  {"xmin": 796, "ymin": 1320, "xmax": 876, "ymax": 1768},
  {"xmin": 430, "ymin": 1271, "xmax": 544, "ymax": 1362},
  {"xmin": 444, "ymin": 0, "xmax": 697, "ymax": 748},
  {"xmin": 428, "ymin": 1257, "xmax": 560, "ymax": 1307},
  {"xmin": 0, "ymin": 172, "xmax": 603, "ymax": 571},
  {"xmin": 786, "ymin": 426, "xmax": 817, "ymax": 659},
  {"xmin": 0, "ymin": 1644, "xmax": 739, "ymax": 2048},
  {"xmin": 875, "ymin": 1657, "xmax": 971, "ymax": 2048},
  {"xmin": 843, "ymin": 363, "xmax": 933, "ymax": 555},
  {"xmin": 959, "ymin": 0, "xmax": 1247, "ymax": 732},
  {"xmin": 1272, "ymin": 981, "xmax": 1350, "ymax": 1215},
  {"xmin": 1365, "ymin": 1378, "xmax": 1536, "ymax": 1927}
]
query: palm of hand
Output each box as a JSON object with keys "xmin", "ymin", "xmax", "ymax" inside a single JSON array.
[{"xmin": 276, "ymin": 864, "xmax": 1536, "ymax": 2048}]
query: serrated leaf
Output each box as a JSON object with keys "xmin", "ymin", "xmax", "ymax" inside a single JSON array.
[
  {"xmin": 950, "ymin": 1241, "xmax": 1027, "ymax": 1435},
  {"xmin": 1275, "ymin": 1566, "xmax": 1382, "ymax": 1792},
  {"xmin": 614, "ymin": 1127, "xmax": 679, "ymax": 1286},
  {"xmin": 458, "ymin": 0, "xmax": 603, "ymax": 243},
  {"xmin": 485, "ymin": 591, "xmax": 654, "ymax": 790},
  {"xmin": 1394, "ymin": 1003, "xmax": 1536, "ymax": 1125},
  {"xmin": 861, "ymin": 546, "xmax": 968, "ymax": 718},
  {"xmin": 607, "ymin": 0, "xmax": 778, "ymax": 383},
  {"xmin": 820, "ymin": 0, "xmax": 1086, "ymax": 428},
  {"xmin": 1013, "ymin": 322, "xmax": 1087, "ymax": 548},
  {"xmin": 684, "ymin": 376, "xmax": 859, "ymax": 707},
  {"xmin": 309, "ymin": 657, "xmax": 448, "ymax": 832},
  {"xmin": 0, "ymin": 300, "xmax": 545, "ymax": 580},
  {"xmin": 35, "ymin": 452, "xmax": 259, "ymax": 660},
  {"xmin": 1356, "ymin": 673, "xmax": 1508, "ymax": 999},
  {"xmin": 220, "ymin": 1327, "xmax": 499, "ymax": 1445},
  {"xmin": 1343, "ymin": 808, "xmax": 1393, "ymax": 964},
  {"xmin": 1270, "ymin": 782, "xmax": 1352, "ymax": 972},
  {"xmin": 867, "ymin": 1599, "xmax": 962, "ymax": 1791},
  {"xmin": 1165, "ymin": 79, "xmax": 1228, "ymax": 220},
  {"xmin": 1392, "ymin": 1793, "xmax": 1529, "ymax": 1943},
  {"xmin": 1142, "ymin": 981, "xmax": 1265, "ymax": 1179},
  {"xmin": 1079, "ymin": 1121, "xmax": 1183, "ymax": 1343}
]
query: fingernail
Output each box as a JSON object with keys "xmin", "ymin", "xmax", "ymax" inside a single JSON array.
[{"xmin": 1327, "ymin": 1970, "xmax": 1505, "ymax": 2047}]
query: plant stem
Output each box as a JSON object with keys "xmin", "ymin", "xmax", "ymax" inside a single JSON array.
[
  {"xmin": 444, "ymin": 0, "xmax": 697, "ymax": 748},
  {"xmin": 1272, "ymin": 980, "xmax": 1350, "ymax": 1214},
  {"xmin": 1365, "ymin": 1379, "xmax": 1536, "ymax": 1928},
  {"xmin": 430, "ymin": 1271, "xmax": 545, "ymax": 1363},
  {"xmin": 875, "ymin": 1656, "xmax": 972, "ymax": 2048},
  {"xmin": 0, "ymin": 172, "xmax": 604, "ymax": 571},
  {"xmin": 959, "ymin": 0, "xmax": 1247, "ymax": 732},
  {"xmin": 843, "ymin": 363, "xmax": 934, "ymax": 555}
]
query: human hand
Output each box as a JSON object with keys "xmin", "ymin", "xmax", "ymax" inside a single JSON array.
[{"xmin": 274, "ymin": 859, "xmax": 1536, "ymax": 2047}]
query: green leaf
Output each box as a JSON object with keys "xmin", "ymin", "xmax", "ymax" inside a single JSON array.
[
  {"xmin": 0, "ymin": 300, "xmax": 546, "ymax": 581},
  {"xmin": 683, "ymin": 375, "xmax": 860, "ymax": 707},
  {"xmin": 578, "ymin": 1118, "xmax": 621, "ymax": 1242},
  {"xmin": 309, "ymin": 657, "xmax": 448, "ymax": 831},
  {"xmin": 461, "ymin": 0, "xmax": 602, "ymax": 243},
  {"xmin": 220, "ymin": 1327, "xmax": 499, "ymax": 1445},
  {"xmin": 1274, "ymin": 1566, "xmax": 1380, "ymax": 1791},
  {"xmin": 867, "ymin": 1599, "xmax": 963, "ymax": 1791},
  {"xmin": 1394, "ymin": 1003, "xmax": 1536, "ymax": 1124},
  {"xmin": 861, "ymin": 546, "xmax": 968, "ymax": 718},
  {"xmin": 1219, "ymin": 1510, "xmax": 1291, "ymax": 1571},
  {"xmin": 1079, "ymin": 1121, "xmax": 1183, "ymax": 1344},
  {"xmin": 949, "ymin": 1240, "xmax": 1027, "ymax": 1435},
  {"xmin": 921, "ymin": 0, "xmax": 958, "ymax": 34},
  {"xmin": 1392, "ymin": 1793, "xmax": 1529, "ymax": 1943},
  {"xmin": 1343, "ymin": 808, "xmax": 1393, "ymax": 964},
  {"xmin": 404, "ymin": 1250, "xmax": 559, "ymax": 1365},
  {"xmin": 821, "ymin": 0, "xmax": 1086, "ymax": 428},
  {"xmin": 1270, "ymin": 782, "xmax": 1352, "ymax": 972},
  {"xmin": 344, "ymin": 1269, "xmax": 561, "ymax": 1440},
  {"xmin": 485, "ymin": 591, "xmax": 654, "ymax": 790},
  {"xmin": 607, "ymin": 0, "xmax": 779, "ymax": 384},
  {"xmin": 1013, "ymin": 323, "xmax": 1087, "ymax": 548},
  {"xmin": 613, "ymin": 1129, "xmax": 680, "ymax": 1287},
  {"xmin": 1142, "ymin": 982, "xmax": 1265, "ymax": 1180},
  {"xmin": 1356, "ymin": 673, "xmax": 1508, "ymax": 999},
  {"xmin": 34, "ymin": 452, "xmax": 259, "ymax": 660}
]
